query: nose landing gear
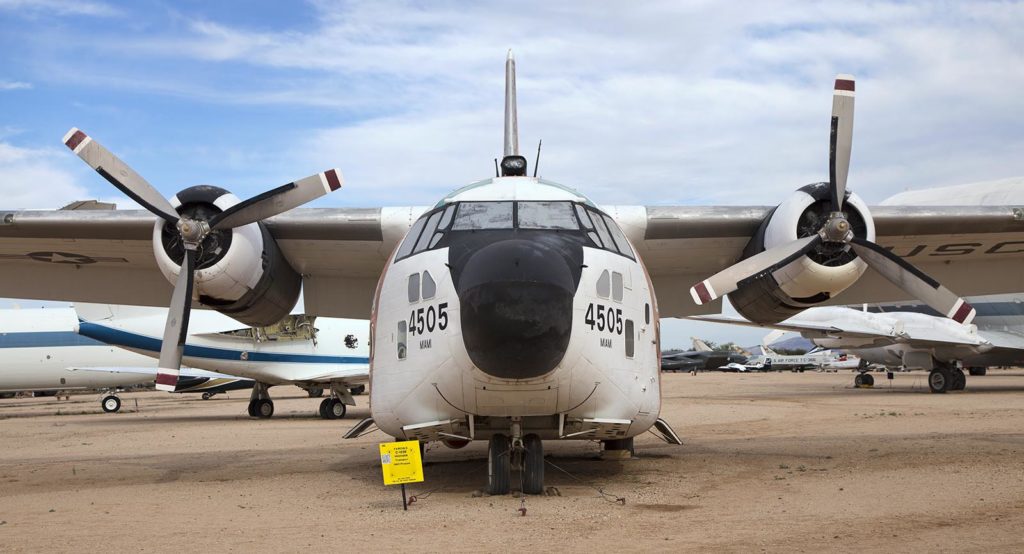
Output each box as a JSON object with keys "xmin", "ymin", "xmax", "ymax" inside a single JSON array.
[{"xmin": 486, "ymin": 430, "xmax": 545, "ymax": 496}]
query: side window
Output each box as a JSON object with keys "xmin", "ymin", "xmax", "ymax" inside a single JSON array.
[
  {"xmin": 596, "ymin": 270, "xmax": 610, "ymax": 298},
  {"xmin": 590, "ymin": 210, "xmax": 615, "ymax": 251},
  {"xmin": 575, "ymin": 204, "xmax": 603, "ymax": 247},
  {"xmin": 422, "ymin": 271, "xmax": 436, "ymax": 299},
  {"xmin": 625, "ymin": 320, "xmax": 634, "ymax": 357},
  {"xmin": 602, "ymin": 214, "xmax": 635, "ymax": 258},
  {"xmin": 612, "ymin": 272, "xmax": 624, "ymax": 302},
  {"xmin": 413, "ymin": 210, "xmax": 444, "ymax": 253},
  {"xmin": 407, "ymin": 273, "xmax": 420, "ymax": 303},
  {"xmin": 429, "ymin": 205, "xmax": 456, "ymax": 248},
  {"xmin": 397, "ymin": 321, "xmax": 407, "ymax": 360},
  {"xmin": 395, "ymin": 216, "xmax": 428, "ymax": 261}
]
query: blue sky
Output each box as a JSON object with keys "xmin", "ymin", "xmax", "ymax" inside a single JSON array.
[{"xmin": 1, "ymin": 0, "xmax": 1023, "ymax": 347}]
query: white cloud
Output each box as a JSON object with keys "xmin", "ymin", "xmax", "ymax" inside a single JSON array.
[
  {"xmin": 0, "ymin": 142, "xmax": 103, "ymax": 208},
  {"xmin": 0, "ymin": 0, "xmax": 119, "ymax": 17},
  {"xmin": 0, "ymin": 80, "xmax": 32, "ymax": 90}
]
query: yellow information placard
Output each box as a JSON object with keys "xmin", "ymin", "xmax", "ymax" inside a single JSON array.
[{"xmin": 379, "ymin": 440, "xmax": 424, "ymax": 486}]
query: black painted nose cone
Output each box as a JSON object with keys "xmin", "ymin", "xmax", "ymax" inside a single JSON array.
[{"xmin": 456, "ymin": 239, "xmax": 575, "ymax": 380}]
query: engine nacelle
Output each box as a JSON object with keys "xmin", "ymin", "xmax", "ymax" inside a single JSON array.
[
  {"xmin": 152, "ymin": 185, "xmax": 301, "ymax": 327},
  {"xmin": 730, "ymin": 183, "xmax": 875, "ymax": 324}
]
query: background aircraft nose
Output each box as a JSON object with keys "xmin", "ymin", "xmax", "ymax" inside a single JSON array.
[{"xmin": 455, "ymin": 238, "xmax": 578, "ymax": 380}]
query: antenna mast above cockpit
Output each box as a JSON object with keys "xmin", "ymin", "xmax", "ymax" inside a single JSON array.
[{"xmin": 500, "ymin": 50, "xmax": 528, "ymax": 176}]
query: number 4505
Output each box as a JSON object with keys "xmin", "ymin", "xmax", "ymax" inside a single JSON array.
[
  {"xmin": 409, "ymin": 303, "xmax": 448, "ymax": 336},
  {"xmin": 585, "ymin": 303, "xmax": 622, "ymax": 334}
]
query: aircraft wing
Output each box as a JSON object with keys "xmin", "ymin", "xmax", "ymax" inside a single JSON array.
[
  {"xmin": 691, "ymin": 313, "xmax": 892, "ymax": 339},
  {"xmin": 609, "ymin": 205, "xmax": 1024, "ymax": 317},
  {"xmin": 0, "ymin": 207, "xmax": 424, "ymax": 318},
  {"xmin": 5, "ymin": 203, "xmax": 1023, "ymax": 320},
  {"xmin": 695, "ymin": 313, "xmax": 992, "ymax": 349},
  {"xmin": 285, "ymin": 364, "xmax": 369, "ymax": 385}
]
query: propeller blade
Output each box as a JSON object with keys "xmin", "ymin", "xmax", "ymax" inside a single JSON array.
[
  {"xmin": 690, "ymin": 235, "xmax": 822, "ymax": 305},
  {"xmin": 209, "ymin": 169, "xmax": 343, "ymax": 230},
  {"xmin": 850, "ymin": 238, "xmax": 976, "ymax": 324},
  {"xmin": 62, "ymin": 128, "xmax": 180, "ymax": 223},
  {"xmin": 155, "ymin": 249, "xmax": 196, "ymax": 392},
  {"xmin": 829, "ymin": 74, "xmax": 855, "ymax": 212}
]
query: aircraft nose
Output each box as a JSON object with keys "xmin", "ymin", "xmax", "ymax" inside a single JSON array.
[{"xmin": 455, "ymin": 238, "xmax": 577, "ymax": 380}]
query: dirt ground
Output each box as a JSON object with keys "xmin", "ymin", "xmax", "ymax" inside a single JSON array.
[{"xmin": 2, "ymin": 370, "xmax": 1024, "ymax": 553}]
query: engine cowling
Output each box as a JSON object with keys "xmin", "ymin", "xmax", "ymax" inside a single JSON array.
[
  {"xmin": 730, "ymin": 182, "xmax": 875, "ymax": 324},
  {"xmin": 151, "ymin": 185, "xmax": 301, "ymax": 327}
]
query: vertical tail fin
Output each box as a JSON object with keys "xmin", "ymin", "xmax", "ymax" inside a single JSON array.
[{"xmin": 691, "ymin": 337, "xmax": 713, "ymax": 352}]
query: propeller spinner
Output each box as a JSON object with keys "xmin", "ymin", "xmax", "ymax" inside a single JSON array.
[
  {"xmin": 63, "ymin": 128, "xmax": 343, "ymax": 390},
  {"xmin": 689, "ymin": 76, "xmax": 975, "ymax": 325}
]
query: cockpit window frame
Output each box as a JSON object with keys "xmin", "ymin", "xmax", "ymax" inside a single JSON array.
[{"xmin": 393, "ymin": 200, "xmax": 635, "ymax": 263}]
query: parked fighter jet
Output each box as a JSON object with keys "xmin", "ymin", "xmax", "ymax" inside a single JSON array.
[
  {"xmin": 3, "ymin": 53, "xmax": 1024, "ymax": 494},
  {"xmin": 661, "ymin": 337, "xmax": 748, "ymax": 371}
]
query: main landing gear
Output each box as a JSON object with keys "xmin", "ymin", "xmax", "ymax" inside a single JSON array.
[
  {"xmin": 317, "ymin": 383, "xmax": 358, "ymax": 420},
  {"xmin": 101, "ymin": 394, "xmax": 121, "ymax": 413},
  {"xmin": 486, "ymin": 421, "xmax": 545, "ymax": 495},
  {"xmin": 247, "ymin": 382, "xmax": 274, "ymax": 418},
  {"xmin": 854, "ymin": 372, "xmax": 875, "ymax": 388},
  {"xmin": 928, "ymin": 364, "xmax": 966, "ymax": 394}
]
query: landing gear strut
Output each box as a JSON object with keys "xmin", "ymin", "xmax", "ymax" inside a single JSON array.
[{"xmin": 247, "ymin": 382, "xmax": 274, "ymax": 418}]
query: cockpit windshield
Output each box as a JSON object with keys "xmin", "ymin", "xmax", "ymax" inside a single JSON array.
[
  {"xmin": 517, "ymin": 201, "xmax": 579, "ymax": 230},
  {"xmin": 393, "ymin": 200, "xmax": 634, "ymax": 262}
]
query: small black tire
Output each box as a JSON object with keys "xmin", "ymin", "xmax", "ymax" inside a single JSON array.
[
  {"xmin": 101, "ymin": 395, "xmax": 121, "ymax": 413},
  {"xmin": 318, "ymin": 398, "xmax": 332, "ymax": 419},
  {"xmin": 854, "ymin": 373, "xmax": 865, "ymax": 387},
  {"xmin": 247, "ymin": 400, "xmax": 257, "ymax": 417},
  {"xmin": 862, "ymin": 373, "xmax": 874, "ymax": 387},
  {"xmin": 350, "ymin": 385, "xmax": 366, "ymax": 395},
  {"xmin": 307, "ymin": 388, "xmax": 324, "ymax": 398},
  {"xmin": 255, "ymin": 399, "xmax": 274, "ymax": 419},
  {"xmin": 522, "ymin": 434, "xmax": 544, "ymax": 495},
  {"xmin": 487, "ymin": 434, "xmax": 511, "ymax": 495},
  {"xmin": 968, "ymin": 367, "xmax": 987, "ymax": 377},
  {"xmin": 201, "ymin": 392, "xmax": 213, "ymax": 400}
]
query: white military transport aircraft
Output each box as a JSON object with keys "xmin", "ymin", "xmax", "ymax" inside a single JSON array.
[{"xmin": 1, "ymin": 52, "xmax": 1023, "ymax": 494}]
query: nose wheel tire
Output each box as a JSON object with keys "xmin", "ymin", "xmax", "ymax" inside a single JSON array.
[
  {"xmin": 201, "ymin": 392, "xmax": 215, "ymax": 400},
  {"xmin": 522, "ymin": 434, "xmax": 544, "ymax": 495},
  {"xmin": 487, "ymin": 434, "xmax": 511, "ymax": 495},
  {"xmin": 101, "ymin": 395, "xmax": 121, "ymax": 413},
  {"xmin": 249, "ymin": 399, "xmax": 274, "ymax": 418},
  {"xmin": 318, "ymin": 398, "xmax": 346, "ymax": 419}
]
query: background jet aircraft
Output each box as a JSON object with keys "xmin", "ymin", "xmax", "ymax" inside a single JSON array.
[
  {"xmin": 697, "ymin": 296, "xmax": 1024, "ymax": 393},
  {"xmin": 75, "ymin": 304, "xmax": 369, "ymax": 419},
  {"xmin": 2, "ymin": 54, "xmax": 1024, "ymax": 494},
  {"xmin": 660, "ymin": 337, "xmax": 748, "ymax": 371}
]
